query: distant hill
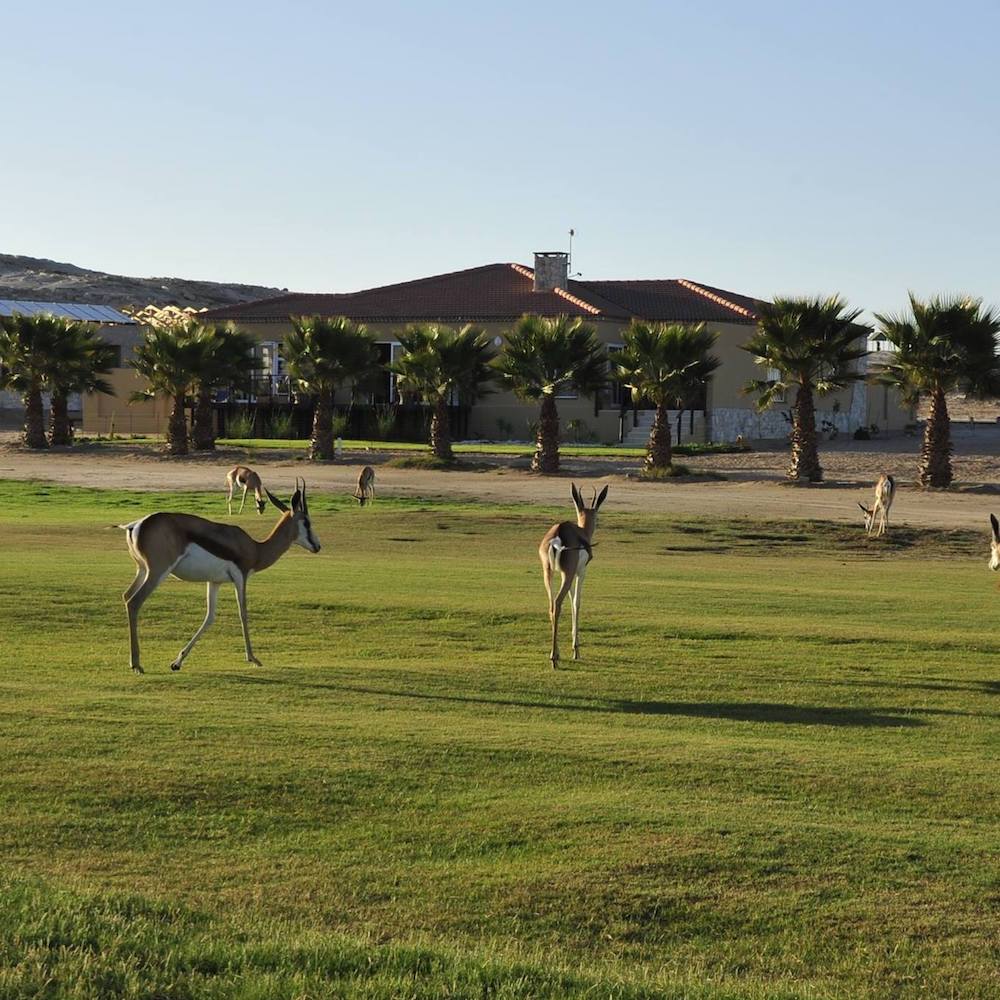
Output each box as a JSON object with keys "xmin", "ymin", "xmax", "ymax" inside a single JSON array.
[{"xmin": 0, "ymin": 253, "xmax": 284, "ymax": 310}]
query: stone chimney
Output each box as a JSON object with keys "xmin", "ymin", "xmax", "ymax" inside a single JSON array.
[{"xmin": 533, "ymin": 251, "xmax": 569, "ymax": 292}]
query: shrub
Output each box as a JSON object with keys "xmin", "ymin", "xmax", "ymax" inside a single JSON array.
[
  {"xmin": 265, "ymin": 412, "xmax": 295, "ymax": 439},
  {"xmin": 227, "ymin": 411, "xmax": 256, "ymax": 439}
]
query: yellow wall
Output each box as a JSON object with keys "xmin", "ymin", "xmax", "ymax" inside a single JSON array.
[{"xmin": 82, "ymin": 317, "xmax": 914, "ymax": 443}]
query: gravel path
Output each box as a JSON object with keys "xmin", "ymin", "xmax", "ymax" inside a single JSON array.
[{"xmin": 2, "ymin": 429, "xmax": 1000, "ymax": 531}]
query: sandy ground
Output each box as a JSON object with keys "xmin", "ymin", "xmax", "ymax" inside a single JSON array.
[{"xmin": 2, "ymin": 429, "xmax": 1000, "ymax": 530}]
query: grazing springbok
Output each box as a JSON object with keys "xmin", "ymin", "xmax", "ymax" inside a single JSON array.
[
  {"xmin": 539, "ymin": 483, "xmax": 609, "ymax": 667},
  {"xmin": 354, "ymin": 466, "xmax": 376, "ymax": 506},
  {"xmin": 989, "ymin": 515, "xmax": 1000, "ymax": 571},
  {"xmin": 121, "ymin": 478, "xmax": 321, "ymax": 674},
  {"xmin": 859, "ymin": 473, "xmax": 895, "ymax": 537},
  {"xmin": 226, "ymin": 465, "xmax": 267, "ymax": 515}
]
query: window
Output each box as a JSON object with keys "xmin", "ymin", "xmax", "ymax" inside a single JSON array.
[
  {"xmin": 766, "ymin": 367, "xmax": 787, "ymax": 404},
  {"xmin": 364, "ymin": 343, "xmax": 397, "ymax": 405},
  {"xmin": 608, "ymin": 344, "xmax": 626, "ymax": 408}
]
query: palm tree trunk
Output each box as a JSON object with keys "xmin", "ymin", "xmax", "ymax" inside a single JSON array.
[
  {"xmin": 430, "ymin": 396, "xmax": 453, "ymax": 461},
  {"xmin": 921, "ymin": 386, "xmax": 952, "ymax": 488},
  {"xmin": 789, "ymin": 384, "xmax": 822, "ymax": 482},
  {"xmin": 192, "ymin": 389, "xmax": 216, "ymax": 451},
  {"xmin": 22, "ymin": 384, "xmax": 48, "ymax": 449},
  {"xmin": 167, "ymin": 393, "xmax": 189, "ymax": 456},
  {"xmin": 533, "ymin": 395, "xmax": 560, "ymax": 473},
  {"xmin": 311, "ymin": 388, "xmax": 334, "ymax": 461},
  {"xmin": 49, "ymin": 390, "xmax": 72, "ymax": 446},
  {"xmin": 645, "ymin": 402, "xmax": 673, "ymax": 470}
]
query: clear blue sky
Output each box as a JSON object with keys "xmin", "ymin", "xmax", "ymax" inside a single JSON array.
[{"xmin": 4, "ymin": 0, "xmax": 998, "ymax": 317}]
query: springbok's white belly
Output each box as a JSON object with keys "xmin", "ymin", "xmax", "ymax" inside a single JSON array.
[{"xmin": 171, "ymin": 544, "xmax": 236, "ymax": 583}]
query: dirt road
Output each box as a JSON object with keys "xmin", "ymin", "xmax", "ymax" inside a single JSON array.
[{"xmin": 2, "ymin": 434, "xmax": 1000, "ymax": 531}]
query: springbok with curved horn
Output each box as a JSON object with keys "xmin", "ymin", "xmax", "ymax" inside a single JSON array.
[
  {"xmin": 859, "ymin": 473, "xmax": 895, "ymax": 537},
  {"xmin": 539, "ymin": 483, "xmax": 608, "ymax": 667},
  {"xmin": 226, "ymin": 465, "xmax": 267, "ymax": 515},
  {"xmin": 120, "ymin": 478, "xmax": 321, "ymax": 673}
]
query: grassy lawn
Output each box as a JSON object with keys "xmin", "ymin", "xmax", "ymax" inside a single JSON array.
[{"xmin": 0, "ymin": 480, "xmax": 997, "ymax": 998}]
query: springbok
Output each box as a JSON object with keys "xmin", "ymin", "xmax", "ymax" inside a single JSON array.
[
  {"xmin": 859, "ymin": 473, "xmax": 895, "ymax": 537},
  {"xmin": 539, "ymin": 483, "xmax": 608, "ymax": 667},
  {"xmin": 354, "ymin": 466, "xmax": 376, "ymax": 506},
  {"xmin": 226, "ymin": 465, "xmax": 266, "ymax": 515},
  {"xmin": 120, "ymin": 478, "xmax": 321, "ymax": 674}
]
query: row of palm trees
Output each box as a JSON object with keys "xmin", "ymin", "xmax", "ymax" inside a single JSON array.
[
  {"xmin": 278, "ymin": 313, "xmax": 720, "ymax": 472},
  {"xmin": 748, "ymin": 293, "xmax": 1000, "ymax": 488},
  {"xmin": 0, "ymin": 314, "xmax": 118, "ymax": 448},
  {"xmin": 3, "ymin": 292, "xmax": 998, "ymax": 487}
]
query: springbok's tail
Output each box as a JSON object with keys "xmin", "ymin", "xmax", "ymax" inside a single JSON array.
[{"xmin": 547, "ymin": 537, "xmax": 565, "ymax": 573}]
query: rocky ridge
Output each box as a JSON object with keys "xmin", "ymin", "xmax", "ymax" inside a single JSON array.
[{"xmin": 0, "ymin": 253, "xmax": 283, "ymax": 310}]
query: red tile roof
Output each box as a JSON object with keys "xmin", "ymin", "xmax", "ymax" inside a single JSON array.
[{"xmin": 203, "ymin": 263, "xmax": 762, "ymax": 325}]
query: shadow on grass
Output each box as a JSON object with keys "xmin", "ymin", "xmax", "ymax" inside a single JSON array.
[{"xmin": 225, "ymin": 675, "xmax": 926, "ymax": 727}]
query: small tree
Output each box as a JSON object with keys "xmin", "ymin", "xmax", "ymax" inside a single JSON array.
[
  {"xmin": 874, "ymin": 294, "xmax": 1000, "ymax": 488},
  {"xmin": 391, "ymin": 323, "xmax": 497, "ymax": 460},
  {"xmin": 283, "ymin": 316, "xmax": 379, "ymax": 460},
  {"xmin": 48, "ymin": 321, "xmax": 117, "ymax": 446},
  {"xmin": 130, "ymin": 320, "xmax": 205, "ymax": 455},
  {"xmin": 190, "ymin": 323, "xmax": 257, "ymax": 451},
  {"xmin": 743, "ymin": 296, "xmax": 867, "ymax": 483},
  {"xmin": 615, "ymin": 322, "xmax": 720, "ymax": 470},
  {"xmin": 496, "ymin": 315, "xmax": 607, "ymax": 473},
  {"xmin": 0, "ymin": 313, "xmax": 65, "ymax": 449}
]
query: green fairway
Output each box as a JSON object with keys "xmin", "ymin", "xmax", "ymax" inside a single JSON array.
[{"xmin": 0, "ymin": 480, "xmax": 997, "ymax": 999}]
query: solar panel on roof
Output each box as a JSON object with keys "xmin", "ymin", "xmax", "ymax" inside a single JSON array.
[{"xmin": 0, "ymin": 299, "xmax": 134, "ymax": 323}]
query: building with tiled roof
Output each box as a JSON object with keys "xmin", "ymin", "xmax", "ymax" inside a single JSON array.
[{"xmin": 85, "ymin": 253, "xmax": 910, "ymax": 442}]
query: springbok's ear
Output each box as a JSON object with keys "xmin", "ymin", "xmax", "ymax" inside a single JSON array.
[
  {"xmin": 594, "ymin": 485, "xmax": 609, "ymax": 510},
  {"xmin": 991, "ymin": 514, "xmax": 999, "ymax": 542},
  {"xmin": 571, "ymin": 484, "xmax": 584, "ymax": 513},
  {"xmin": 291, "ymin": 489, "xmax": 303, "ymax": 513},
  {"xmin": 299, "ymin": 478, "xmax": 308, "ymax": 511},
  {"xmin": 266, "ymin": 489, "xmax": 289, "ymax": 513},
  {"xmin": 858, "ymin": 503, "xmax": 868, "ymax": 513}
]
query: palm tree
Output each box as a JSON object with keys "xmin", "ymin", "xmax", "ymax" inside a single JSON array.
[
  {"xmin": 743, "ymin": 296, "xmax": 867, "ymax": 483},
  {"xmin": 496, "ymin": 315, "xmax": 608, "ymax": 473},
  {"xmin": 283, "ymin": 316, "xmax": 379, "ymax": 460},
  {"xmin": 48, "ymin": 321, "xmax": 118, "ymax": 446},
  {"xmin": 874, "ymin": 294, "xmax": 1000, "ymax": 488},
  {"xmin": 615, "ymin": 322, "xmax": 720, "ymax": 471},
  {"xmin": 190, "ymin": 323, "xmax": 257, "ymax": 451},
  {"xmin": 391, "ymin": 323, "xmax": 497, "ymax": 461},
  {"xmin": 130, "ymin": 320, "xmax": 205, "ymax": 455},
  {"xmin": 0, "ymin": 312, "xmax": 65, "ymax": 449}
]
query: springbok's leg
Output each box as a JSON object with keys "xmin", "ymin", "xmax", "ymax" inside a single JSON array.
[
  {"xmin": 238, "ymin": 485, "xmax": 248, "ymax": 514},
  {"xmin": 550, "ymin": 573, "xmax": 574, "ymax": 667},
  {"xmin": 124, "ymin": 571, "xmax": 167, "ymax": 674},
  {"xmin": 541, "ymin": 555, "xmax": 555, "ymax": 621},
  {"xmin": 227, "ymin": 480, "xmax": 234, "ymax": 515},
  {"xmin": 171, "ymin": 582, "xmax": 220, "ymax": 671},
  {"xmin": 123, "ymin": 565, "xmax": 147, "ymax": 604},
  {"xmin": 233, "ymin": 574, "xmax": 263, "ymax": 667},
  {"xmin": 571, "ymin": 568, "xmax": 586, "ymax": 660}
]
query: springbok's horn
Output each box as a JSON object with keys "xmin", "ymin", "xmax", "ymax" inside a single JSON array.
[{"xmin": 265, "ymin": 488, "xmax": 289, "ymax": 513}]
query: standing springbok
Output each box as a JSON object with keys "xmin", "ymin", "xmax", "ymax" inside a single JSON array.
[
  {"xmin": 354, "ymin": 466, "xmax": 376, "ymax": 506},
  {"xmin": 859, "ymin": 473, "xmax": 895, "ymax": 537},
  {"xmin": 121, "ymin": 478, "xmax": 321, "ymax": 674},
  {"xmin": 226, "ymin": 465, "xmax": 267, "ymax": 515},
  {"xmin": 988, "ymin": 514, "xmax": 1000, "ymax": 571},
  {"xmin": 539, "ymin": 483, "xmax": 609, "ymax": 667}
]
